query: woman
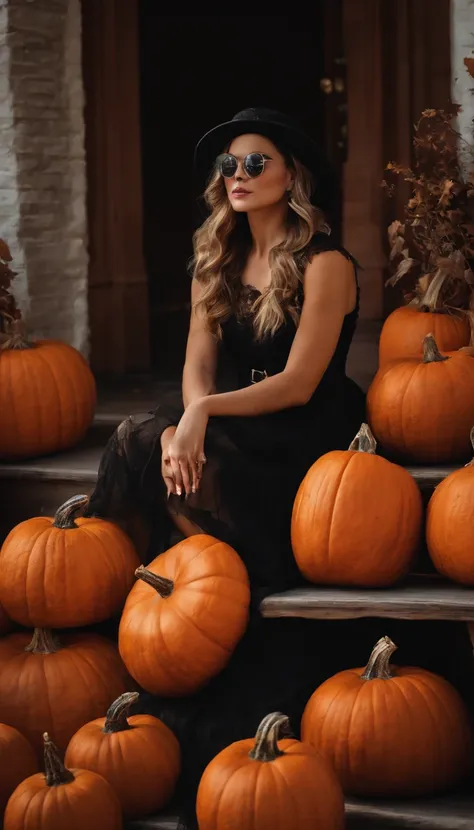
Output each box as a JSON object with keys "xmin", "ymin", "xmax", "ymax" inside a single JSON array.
[
  {"xmin": 87, "ymin": 109, "xmax": 474, "ymax": 825},
  {"xmin": 88, "ymin": 108, "xmax": 365, "ymax": 596}
]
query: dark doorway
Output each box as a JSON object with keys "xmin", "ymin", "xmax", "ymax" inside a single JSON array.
[{"xmin": 138, "ymin": 9, "xmax": 344, "ymax": 372}]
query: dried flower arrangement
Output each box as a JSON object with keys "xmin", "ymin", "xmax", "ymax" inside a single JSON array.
[
  {"xmin": 383, "ymin": 59, "xmax": 474, "ymax": 334},
  {"xmin": 0, "ymin": 239, "xmax": 25, "ymax": 349}
]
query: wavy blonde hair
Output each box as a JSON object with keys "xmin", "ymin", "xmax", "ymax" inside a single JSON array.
[{"xmin": 191, "ymin": 153, "xmax": 329, "ymax": 340}]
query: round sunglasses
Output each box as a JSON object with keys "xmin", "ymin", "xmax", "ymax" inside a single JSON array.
[{"xmin": 216, "ymin": 152, "xmax": 272, "ymax": 179}]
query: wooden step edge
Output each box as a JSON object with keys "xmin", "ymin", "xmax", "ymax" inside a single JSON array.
[
  {"xmin": 259, "ymin": 576, "xmax": 474, "ymax": 621},
  {"xmin": 344, "ymin": 793, "xmax": 474, "ymax": 829},
  {"xmin": 0, "ymin": 461, "xmax": 98, "ymax": 483},
  {"xmin": 125, "ymin": 792, "xmax": 474, "ymax": 830}
]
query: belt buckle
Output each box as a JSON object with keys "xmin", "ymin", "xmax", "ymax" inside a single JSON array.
[{"xmin": 251, "ymin": 368, "xmax": 268, "ymax": 384}]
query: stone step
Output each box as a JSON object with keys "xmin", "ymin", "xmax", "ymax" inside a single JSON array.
[{"xmin": 125, "ymin": 793, "xmax": 474, "ymax": 829}]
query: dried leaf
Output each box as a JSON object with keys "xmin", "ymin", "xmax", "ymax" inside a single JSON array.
[
  {"xmin": 393, "ymin": 257, "xmax": 415, "ymax": 282},
  {"xmin": 464, "ymin": 57, "xmax": 474, "ymax": 79},
  {"xmin": 0, "ymin": 239, "xmax": 12, "ymax": 263}
]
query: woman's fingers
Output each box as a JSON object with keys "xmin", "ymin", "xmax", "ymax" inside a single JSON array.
[
  {"xmin": 168, "ymin": 455, "xmax": 185, "ymax": 496},
  {"xmin": 178, "ymin": 457, "xmax": 193, "ymax": 496},
  {"xmin": 191, "ymin": 458, "xmax": 203, "ymax": 494}
]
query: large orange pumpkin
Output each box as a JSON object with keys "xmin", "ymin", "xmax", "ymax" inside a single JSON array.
[
  {"xmin": 65, "ymin": 691, "xmax": 180, "ymax": 819},
  {"xmin": 196, "ymin": 712, "xmax": 344, "ymax": 830},
  {"xmin": 0, "ymin": 494, "xmax": 140, "ymax": 628},
  {"xmin": 368, "ymin": 333, "xmax": 474, "ymax": 463},
  {"xmin": 4, "ymin": 733, "xmax": 122, "ymax": 830},
  {"xmin": 0, "ymin": 723, "xmax": 38, "ymax": 814},
  {"xmin": 301, "ymin": 636, "xmax": 473, "ymax": 797},
  {"xmin": 378, "ymin": 305, "xmax": 470, "ymax": 367},
  {"xmin": 0, "ymin": 323, "xmax": 96, "ymax": 459},
  {"xmin": 426, "ymin": 427, "xmax": 474, "ymax": 584},
  {"xmin": 291, "ymin": 424, "xmax": 422, "ymax": 586},
  {"xmin": 118, "ymin": 534, "xmax": 250, "ymax": 696},
  {"xmin": 0, "ymin": 627, "xmax": 132, "ymax": 761}
]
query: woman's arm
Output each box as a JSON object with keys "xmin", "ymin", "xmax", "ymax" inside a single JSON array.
[
  {"xmin": 197, "ymin": 251, "xmax": 355, "ymax": 418},
  {"xmin": 182, "ymin": 279, "xmax": 218, "ymax": 409}
]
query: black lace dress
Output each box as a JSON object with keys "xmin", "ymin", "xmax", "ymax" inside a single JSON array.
[{"xmin": 86, "ymin": 235, "xmax": 474, "ymax": 826}]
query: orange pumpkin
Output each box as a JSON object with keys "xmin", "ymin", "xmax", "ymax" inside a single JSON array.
[
  {"xmin": 291, "ymin": 424, "xmax": 422, "ymax": 586},
  {"xmin": 0, "ymin": 627, "xmax": 132, "ymax": 762},
  {"xmin": 65, "ymin": 692, "xmax": 180, "ymax": 819},
  {"xmin": 426, "ymin": 427, "xmax": 474, "ymax": 584},
  {"xmin": 119, "ymin": 534, "xmax": 250, "ymax": 696},
  {"xmin": 378, "ymin": 305, "xmax": 470, "ymax": 367},
  {"xmin": 0, "ymin": 723, "xmax": 38, "ymax": 814},
  {"xmin": 0, "ymin": 494, "xmax": 140, "ymax": 628},
  {"xmin": 0, "ymin": 599, "xmax": 12, "ymax": 636},
  {"xmin": 4, "ymin": 733, "xmax": 122, "ymax": 830},
  {"xmin": 368, "ymin": 333, "xmax": 474, "ymax": 463},
  {"xmin": 301, "ymin": 636, "xmax": 473, "ymax": 797},
  {"xmin": 0, "ymin": 323, "xmax": 96, "ymax": 459},
  {"xmin": 196, "ymin": 712, "xmax": 344, "ymax": 830}
]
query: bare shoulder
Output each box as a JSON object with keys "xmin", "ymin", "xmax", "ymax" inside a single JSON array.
[{"xmin": 302, "ymin": 249, "xmax": 356, "ymax": 313}]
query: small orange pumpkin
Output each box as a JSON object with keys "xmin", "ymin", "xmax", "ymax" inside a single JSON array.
[
  {"xmin": 368, "ymin": 333, "xmax": 474, "ymax": 463},
  {"xmin": 119, "ymin": 534, "xmax": 250, "ymax": 696},
  {"xmin": 0, "ymin": 723, "xmax": 38, "ymax": 814},
  {"xmin": 0, "ymin": 494, "xmax": 140, "ymax": 628},
  {"xmin": 0, "ymin": 627, "xmax": 132, "ymax": 761},
  {"xmin": 426, "ymin": 427, "xmax": 474, "ymax": 584},
  {"xmin": 378, "ymin": 305, "xmax": 470, "ymax": 366},
  {"xmin": 0, "ymin": 322, "xmax": 97, "ymax": 459},
  {"xmin": 196, "ymin": 712, "xmax": 344, "ymax": 830},
  {"xmin": 301, "ymin": 636, "xmax": 473, "ymax": 797},
  {"xmin": 291, "ymin": 424, "xmax": 423, "ymax": 586},
  {"xmin": 4, "ymin": 733, "xmax": 122, "ymax": 830},
  {"xmin": 65, "ymin": 692, "xmax": 180, "ymax": 819}
]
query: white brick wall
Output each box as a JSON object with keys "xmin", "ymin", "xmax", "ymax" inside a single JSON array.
[
  {"xmin": 0, "ymin": 0, "xmax": 88, "ymax": 354},
  {"xmin": 451, "ymin": 0, "xmax": 474, "ymax": 178}
]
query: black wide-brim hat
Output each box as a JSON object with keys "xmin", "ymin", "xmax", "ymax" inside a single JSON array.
[{"xmin": 194, "ymin": 107, "xmax": 336, "ymax": 212}]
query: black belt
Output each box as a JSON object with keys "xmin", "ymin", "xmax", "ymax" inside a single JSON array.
[{"xmin": 251, "ymin": 369, "xmax": 268, "ymax": 384}]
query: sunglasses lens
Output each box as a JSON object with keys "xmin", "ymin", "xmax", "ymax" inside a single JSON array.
[
  {"xmin": 217, "ymin": 154, "xmax": 238, "ymax": 178},
  {"xmin": 244, "ymin": 153, "xmax": 265, "ymax": 177}
]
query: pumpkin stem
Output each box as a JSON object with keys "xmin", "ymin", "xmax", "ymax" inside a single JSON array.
[
  {"xmin": 248, "ymin": 712, "xmax": 290, "ymax": 762},
  {"xmin": 25, "ymin": 628, "xmax": 61, "ymax": 655},
  {"xmin": 361, "ymin": 636, "xmax": 398, "ymax": 680},
  {"xmin": 135, "ymin": 565, "xmax": 174, "ymax": 597},
  {"xmin": 43, "ymin": 733, "xmax": 74, "ymax": 786},
  {"xmin": 348, "ymin": 423, "xmax": 377, "ymax": 454},
  {"xmin": 52, "ymin": 494, "xmax": 90, "ymax": 529},
  {"xmin": 0, "ymin": 318, "xmax": 34, "ymax": 351},
  {"xmin": 422, "ymin": 333, "xmax": 450, "ymax": 363},
  {"xmin": 103, "ymin": 691, "xmax": 140, "ymax": 734}
]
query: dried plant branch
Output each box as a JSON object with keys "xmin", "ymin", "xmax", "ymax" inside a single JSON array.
[
  {"xmin": 384, "ymin": 106, "xmax": 474, "ymax": 316},
  {"xmin": 0, "ymin": 239, "xmax": 21, "ymax": 340}
]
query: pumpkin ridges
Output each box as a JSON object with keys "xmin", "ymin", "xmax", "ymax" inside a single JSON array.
[
  {"xmin": 197, "ymin": 713, "xmax": 344, "ymax": 830},
  {"xmin": 369, "ymin": 335, "xmax": 474, "ymax": 463},
  {"xmin": 119, "ymin": 535, "xmax": 250, "ymax": 696},
  {"xmin": 292, "ymin": 449, "xmax": 422, "ymax": 586},
  {"xmin": 301, "ymin": 638, "xmax": 473, "ymax": 797},
  {"xmin": 0, "ymin": 629, "xmax": 131, "ymax": 760},
  {"xmin": 0, "ymin": 504, "xmax": 139, "ymax": 629},
  {"xmin": 0, "ymin": 339, "xmax": 96, "ymax": 459},
  {"xmin": 378, "ymin": 306, "xmax": 471, "ymax": 366},
  {"xmin": 65, "ymin": 694, "xmax": 180, "ymax": 819},
  {"xmin": 0, "ymin": 723, "xmax": 38, "ymax": 813},
  {"xmin": 426, "ymin": 453, "xmax": 474, "ymax": 583}
]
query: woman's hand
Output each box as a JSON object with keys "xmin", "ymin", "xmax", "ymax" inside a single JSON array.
[
  {"xmin": 167, "ymin": 400, "xmax": 208, "ymax": 496},
  {"xmin": 161, "ymin": 425, "xmax": 178, "ymax": 497}
]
